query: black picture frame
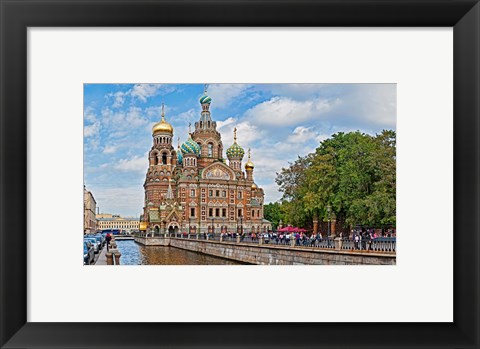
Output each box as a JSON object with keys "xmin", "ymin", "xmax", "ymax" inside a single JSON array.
[{"xmin": 1, "ymin": 0, "xmax": 479, "ymax": 348}]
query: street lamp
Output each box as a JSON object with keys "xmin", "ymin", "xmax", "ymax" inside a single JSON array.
[
  {"xmin": 327, "ymin": 205, "xmax": 332, "ymax": 237},
  {"xmin": 240, "ymin": 215, "xmax": 243, "ymax": 236}
]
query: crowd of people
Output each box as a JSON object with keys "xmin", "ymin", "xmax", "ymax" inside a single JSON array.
[{"xmin": 174, "ymin": 228, "xmax": 395, "ymax": 251}]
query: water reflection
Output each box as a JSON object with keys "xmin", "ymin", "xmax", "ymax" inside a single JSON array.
[{"xmin": 116, "ymin": 240, "xmax": 241, "ymax": 265}]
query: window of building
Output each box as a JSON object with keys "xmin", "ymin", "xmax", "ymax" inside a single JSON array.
[
  {"xmin": 209, "ymin": 208, "xmax": 213, "ymax": 217},
  {"xmin": 215, "ymin": 208, "xmax": 220, "ymax": 217},
  {"xmin": 209, "ymin": 190, "xmax": 213, "ymax": 197},
  {"xmin": 190, "ymin": 208, "xmax": 195, "ymax": 217},
  {"xmin": 252, "ymin": 209, "xmax": 255, "ymax": 218},
  {"xmin": 238, "ymin": 191, "xmax": 242, "ymax": 199},
  {"xmin": 208, "ymin": 143, "xmax": 213, "ymax": 157},
  {"xmin": 216, "ymin": 190, "xmax": 220, "ymax": 197},
  {"xmin": 222, "ymin": 190, "xmax": 226, "ymax": 197},
  {"xmin": 162, "ymin": 153, "xmax": 167, "ymax": 165},
  {"xmin": 238, "ymin": 209, "xmax": 243, "ymax": 218},
  {"xmin": 190, "ymin": 189, "xmax": 195, "ymax": 197},
  {"xmin": 222, "ymin": 208, "xmax": 227, "ymax": 217}
]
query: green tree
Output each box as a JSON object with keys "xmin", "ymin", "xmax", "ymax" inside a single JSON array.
[{"xmin": 275, "ymin": 130, "xmax": 396, "ymax": 231}]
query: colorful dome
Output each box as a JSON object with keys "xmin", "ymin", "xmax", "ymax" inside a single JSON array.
[
  {"xmin": 199, "ymin": 94, "xmax": 212, "ymax": 105},
  {"xmin": 226, "ymin": 142, "xmax": 244, "ymax": 159},
  {"xmin": 177, "ymin": 151, "xmax": 183, "ymax": 164},
  {"xmin": 181, "ymin": 136, "xmax": 201, "ymax": 156}
]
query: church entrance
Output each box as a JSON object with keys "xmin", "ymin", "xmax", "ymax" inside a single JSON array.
[
  {"xmin": 154, "ymin": 225, "xmax": 160, "ymax": 236},
  {"xmin": 168, "ymin": 222, "xmax": 179, "ymax": 236}
]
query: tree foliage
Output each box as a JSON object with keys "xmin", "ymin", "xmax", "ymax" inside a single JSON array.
[{"xmin": 274, "ymin": 130, "xmax": 396, "ymax": 229}]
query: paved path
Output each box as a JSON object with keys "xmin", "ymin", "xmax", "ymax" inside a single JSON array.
[{"xmin": 95, "ymin": 245, "xmax": 108, "ymax": 265}]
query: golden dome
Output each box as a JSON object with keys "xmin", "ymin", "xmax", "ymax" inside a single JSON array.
[
  {"xmin": 152, "ymin": 103, "xmax": 173, "ymax": 135},
  {"xmin": 245, "ymin": 148, "xmax": 254, "ymax": 170},
  {"xmin": 152, "ymin": 117, "xmax": 173, "ymax": 135},
  {"xmin": 245, "ymin": 161, "xmax": 254, "ymax": 170},
  {"xmin": 251, "ymin": 182, "xmax": 258, "ymax": 189}
]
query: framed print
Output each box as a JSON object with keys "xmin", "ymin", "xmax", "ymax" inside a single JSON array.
[{"xmin": 1, "ymin": 0, "xmax": 479, "ymax": 348}]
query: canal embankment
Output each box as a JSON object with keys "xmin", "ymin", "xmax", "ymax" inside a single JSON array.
[{"xmin": 134, "ymin": 236, "xmax": 396, "ymax": 265}]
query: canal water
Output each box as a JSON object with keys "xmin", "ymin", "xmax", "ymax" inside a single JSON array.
[{"xmin": 116, "ymin": 240, "xmax": 241, "ymax": 265}]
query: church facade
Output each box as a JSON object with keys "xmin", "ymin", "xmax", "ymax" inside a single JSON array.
[{"xmin": 141, "ymin": 88, "xmax": 271, "ymax": 235}]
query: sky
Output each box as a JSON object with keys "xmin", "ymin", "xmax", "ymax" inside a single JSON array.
[{"xmin": 84, "ymin": 83, "xmax": 396, "ymax": 217}]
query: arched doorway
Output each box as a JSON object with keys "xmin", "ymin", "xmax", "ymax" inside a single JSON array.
[
  {"xmin": 168, "ymin": 222, "xmax": 179, "ymax": 236},
  {"xmin": 154, "ymin": 225, "xmax": 160, "ymax": 236}
]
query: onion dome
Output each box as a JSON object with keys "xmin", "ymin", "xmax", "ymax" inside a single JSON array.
[
  {"xmin": 152, "ymin": 103, "xmax": 173, "ymax": 135},
  {"xmin": 177, "ymin": 139, "xmax": 183, "ymax": 164},
  {"xmin": 226, "ymin": 127, "xmax": 245, "ymax": 159},
  {"xmin": 251, "ymin": 182, "xmax": 258, "ymax": 189},
  {"xmin": 181, "ymin": 135, "xmax": 201, "ymax": 156},
  {"xmin": 245, "ymin": 160, "xmax": 254, "ymax": 170},
  {"xmin": 199, "ymin": 94, "xmax": 212, "ymax": 105},
  {"xmin": 226, "ymin": 142, "xmax": 244, "ymax": 159},
  {"xmin": 245, "ymin": 148, "xmax": 254, "ymax": 170}
]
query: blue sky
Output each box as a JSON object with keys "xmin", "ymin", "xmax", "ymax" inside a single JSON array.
[{"xmin": 84, "ymin": 83, "xmax": 396, "ymax": 217}]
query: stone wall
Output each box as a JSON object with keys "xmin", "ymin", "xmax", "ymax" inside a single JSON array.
[{"xmin": 134, "ymin": 237, "xmax": 396, "ymax": 265}]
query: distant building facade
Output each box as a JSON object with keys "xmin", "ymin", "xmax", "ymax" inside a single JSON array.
[
  {"xmin": 97, "ymin": 214, "xmax": 140, "ymax": 233},
  {"xmin": 142, "ymin": 87, "xmax": 271, "ymax": 235},
  {"xmin": 83, "ymin": 186, "xmax": 97, "ymax": 234}
]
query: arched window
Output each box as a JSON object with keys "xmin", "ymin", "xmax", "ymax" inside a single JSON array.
[
  {"xmin": 208, "ymin": 143, "xmax": 213, "ymax": 157},
  {"xmin": 252, "ymin": 209, "xmax": 255, "ymax": 217},
  {"xmin": 162, "ymin": 153, "xmax": 167, "ymax": 165},
  {"xmin": 207, "ymin": 121, "xmax": 210, "ymax": 128},
  {"xmin": 218, "ymin": 145, "xmax": 222, "ymax": 158}
]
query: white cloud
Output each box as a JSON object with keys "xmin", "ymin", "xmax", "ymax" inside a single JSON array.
[
  {"xmin": 286, "ymin": 126, "xmax": 317, "ymax": 144},
  {"xmin": 217, "ymin": 119, "xmax": 263, "ymax": 147},
  {"xmin": 84, "ymin": 122, "xmax": 100, "ymax": 137},
  {"xmin": 92, "ymin": 186, "xmax": 144, "ymax": 217},
  {"xmin": 109, "ymin": 91, "xmax": 128, "ymax": 108},
  {"xmin": 175, "ymin": 108, "xmax": 198, "ymax": 123},
  {"xmin": 84, "ymin": 106, "xmax": 97, "ymax": 122},
  {"xmin": 244, "ymin": 96, "xmax": 338, "ymax": 127},
  {"xmin": 216, "ymin": 117, "xmax": 236, "ymax": 130},
  {"xmin": 103, "ymin": 145, "xmax": 117, "ymax": 154},
  {"xmin": 101, "ymin": 106, "xmax": 149, "ymax": 131},
  {"xmin": 131, "ymin": 84, "xmax": 162, "ymax": 102},
  {"xmin": 114, "ymin": 155, "xmax": 148, "ymax": 173},
  {"xmin": 207, "ymin": 84, "xmax": 251, "ymax": 108}
]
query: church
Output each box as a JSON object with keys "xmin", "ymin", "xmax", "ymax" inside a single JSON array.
[{"xmin": 141, "ymin": 87, "xmax": 271, "ymax": 236}]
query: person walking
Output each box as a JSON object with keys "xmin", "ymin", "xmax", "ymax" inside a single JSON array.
[{"xmin": 105, "ymin": 233, "xmax": 112, "ymax": 252}]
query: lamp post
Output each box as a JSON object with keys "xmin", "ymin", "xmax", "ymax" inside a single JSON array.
[
  {"xmin": 240, "ymin": 215, "xmax": 243, "ymax": 236},
  {"xmin": 327, "ymin": 205, "xmax": 332, "ymax": 237}
]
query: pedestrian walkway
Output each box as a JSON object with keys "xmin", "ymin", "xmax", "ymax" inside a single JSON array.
[{"xmin": 95, "ymin": 245, "xmax": 108, "ymax": 265}]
